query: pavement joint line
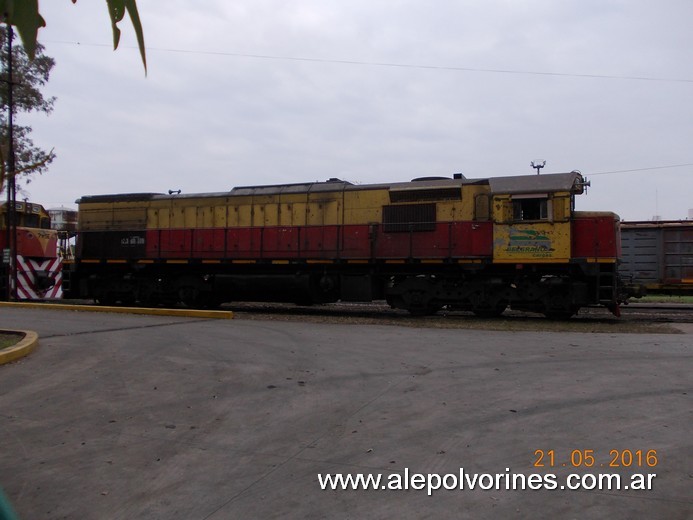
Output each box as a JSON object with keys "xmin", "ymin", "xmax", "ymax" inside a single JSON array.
[
  {"xmin": 0, "ymin": 301, "xmax": 233, "ymax": 320},
  {"xmin": 202, "ymin": 374, "xmax": 411, "ymax": 518},
  {"xmin": 40, "ymin": 319, "xmax": 216, "ymax": 339},
  {"xmin": 0, "ymin": 330, "xmax": 38, "ymax": 365}
]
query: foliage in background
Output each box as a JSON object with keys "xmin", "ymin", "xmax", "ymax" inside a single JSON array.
[
  {"xmin": 0, "ymin": 25, "xmax": 55, "ymax": 191},
  {"xmin": 0, "ymin": 0, "xmax": 146, "ymax": 191},
  {"xmin": 0, "ymin": 0, "xmax": 146, "ymax": 71}
]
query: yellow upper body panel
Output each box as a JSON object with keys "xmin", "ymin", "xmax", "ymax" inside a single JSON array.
[
  {"xmin": 77, "ymin": 173, "xmax": 586, "ymax": 243},
  {"xmin": 78, "ymin": 182, "xmax": 490, "ymax": 231}
]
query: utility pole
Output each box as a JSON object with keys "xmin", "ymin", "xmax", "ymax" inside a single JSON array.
[
  {"xmin": 531, "ymin": 161, "xmax": 546, "ymax": 175},
  {"xmin": 3, "ymin": 22, "xmax": 17, "ymax": 300}
]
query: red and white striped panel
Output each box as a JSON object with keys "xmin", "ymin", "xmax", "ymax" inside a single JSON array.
[{"xmin": 16, "ymin": 255, "xmax": 63, "ymax": 300}]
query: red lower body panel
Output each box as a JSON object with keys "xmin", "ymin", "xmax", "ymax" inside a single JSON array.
[
  {"xmin": 137, "ymin": 221, "xmax": 493, "ymax": 260},
  {"xmin": 572, "ymin": 217, "xmax": 620, "ymax": 259}
]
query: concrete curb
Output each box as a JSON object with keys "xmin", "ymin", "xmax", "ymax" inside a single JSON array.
[
  {"xmin": 0, "ymin": 301, "xmax": 233, "ymax": 320},
  {"xmin": 0, "ymin": 330, "xmax": 38, "ymax": 366}
]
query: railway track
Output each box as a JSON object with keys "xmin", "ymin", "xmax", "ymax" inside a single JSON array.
[
  {"xmin": 19, "ymin": 299, "xmax": 693, "ymax": 333},
  {"xmin": 221, "ymin": 300, "xmax": 692, "ymax": 332},
  {"xmin": 613, "ymin": 303, "xmax": 693, "ymax": 323}
]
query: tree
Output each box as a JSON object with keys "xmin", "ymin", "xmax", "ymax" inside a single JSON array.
[
  {"xmin": 0, "ymin": 25, "xmax": 55, "ymax": 191},
  {"xmin": 0, "ymin": 0, "xmax": 146, "ymax": 71},
  {"xmin": 0, "ymin": 0, "xmax": 146, "ymax": 191}
]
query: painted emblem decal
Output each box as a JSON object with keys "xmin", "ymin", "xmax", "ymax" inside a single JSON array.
[{"xmin": 507, "ymin": 229, "xmax": 553, "ymax": 254}]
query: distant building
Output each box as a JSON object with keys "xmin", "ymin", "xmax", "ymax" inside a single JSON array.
[{"xmin": 48, "ymin": 207, "xmax": 78, "ymax": 233}]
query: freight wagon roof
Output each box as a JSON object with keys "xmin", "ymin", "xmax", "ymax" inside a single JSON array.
[{"xmin": 620, "ymin": 220, "xmax": 693, "ymax": 229}]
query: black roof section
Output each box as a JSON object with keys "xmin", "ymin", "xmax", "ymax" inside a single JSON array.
[{"xmin": 76, "ymin": 193, "xmax": 163, "ymax": 204}]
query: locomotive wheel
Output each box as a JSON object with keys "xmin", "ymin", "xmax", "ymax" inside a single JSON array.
[
  {"xmin": 178, "ymin": 286, "xmax": 217, "ymax": 308},
  {"xmin": 174, "ymin": 276, "xmax": 218, "ymax": 308},
  {"xmin": 403, "ymin": 290, "xmax": 441, "ymax": 316},
  {"xmin": 543, "ymin": 309, "xmax": 577, "ymax": 320},
  {"xmin": 178, "ymin": 285, "xmax": 200, "ymax": 307},
  {"xmin": 407, "ymin": 304, "xmax": 443, "ymax": 316},
  {"xmin": 472, "ymin": 301, "xmax": 508, "ymax": 318},
  {"xmin": 388, "ymin": 276, "xmax": 442, "ymax": 316},
  {"xmin": 387, "ymin": 295, "xmax": 441, "ymax": 316},
  {"xmin": 94, "ymin": 279, "xmax": 135, "ymax": 306},
  {"xmin": 542, "ymin": 291, "xmax": 578, "ymax": 320},
  {"xmin": 96, "ymin": 292, "xmax": 116, "ymax": 306}
]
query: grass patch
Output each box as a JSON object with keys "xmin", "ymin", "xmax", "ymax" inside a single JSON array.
[
  {"xmin": 637, "ymin": 295, "xmax": 693, "ymax": 304},
  {"xmin": 0, "ymin": 332, "xmax": 23, "ymax": 349}
]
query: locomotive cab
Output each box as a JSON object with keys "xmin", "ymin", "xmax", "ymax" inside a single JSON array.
[
  {"xmin": 476, "ymin": 171, "xmax": 623, "ymax": 317},
  {"xmin": 489, "ymin": 171, "xmax": 586, "ymax": 263},
  {"xmin": 0, "ymin": 201, "xmax": 63, "ymax": 299}
]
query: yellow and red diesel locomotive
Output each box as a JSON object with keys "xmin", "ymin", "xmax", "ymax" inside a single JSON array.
[
  {"xmin": 1, "ymin": 201, "xmax": 63, "ymax": 299},
  {"xmin": 65, "ymin": 170, "xmax": 625, "ymax": 318}
]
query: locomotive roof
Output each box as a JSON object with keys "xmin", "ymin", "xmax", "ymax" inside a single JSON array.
[
  {"xmin": 231, "ymin": 176, "xmax": 488, "ymax": 196},
  {"xmin": 486, "ymin": 171, "xmax": 585, "ymax": 194},
  {"xmin": 76, "ymin": 178, "xmax": 483, "ymax": 202},
  {"xmin": 0, "ymin": 200, "xmax": 48, "ymax": 212},
  {"xmin": 76, "ymin": 171, "xmax": 584, "ymax": 203}
]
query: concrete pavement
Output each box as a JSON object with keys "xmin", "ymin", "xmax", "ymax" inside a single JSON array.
[{"xmin": 0, "ymin": 307, "xmax": 690, "ymax": 519}]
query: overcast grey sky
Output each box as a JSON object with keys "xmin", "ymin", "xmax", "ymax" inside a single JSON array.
[{"xmin": 20, "ymin": 0, "xmax": 693, "ymax": 220}]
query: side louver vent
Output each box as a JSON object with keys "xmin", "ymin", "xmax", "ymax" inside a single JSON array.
[{"xmin": 389, "ymin": 187, "xmax": 460, "ymax": 203}]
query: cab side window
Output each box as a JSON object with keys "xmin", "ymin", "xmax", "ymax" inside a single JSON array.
[
  {"xmin": 24, "ymin": 214, "xmax": 40, "ymax": 228},
  {"xmin": 512, "ymin": 198, "xmax": 548, "ymax": 221}
]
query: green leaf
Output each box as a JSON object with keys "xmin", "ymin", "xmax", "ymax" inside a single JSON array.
[
  {"xmin": 106, "ymin": 0, "xmax": 147, "ymax": 73},
  {"xmin": 105, "ymin": 0, "xmax": 125, "ymax": 50},
  {"xmin": 1, "ymin": 0, "xmax": 146, "ymax": 73},
  {"xmin": 0, "ymin": 0, "xmax": 46, "ymax": 59}
]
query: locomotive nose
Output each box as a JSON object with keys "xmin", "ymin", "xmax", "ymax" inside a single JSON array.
[{"xmin": 34, "ymin": 270, "xmax": 56, "ymax": 291}]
